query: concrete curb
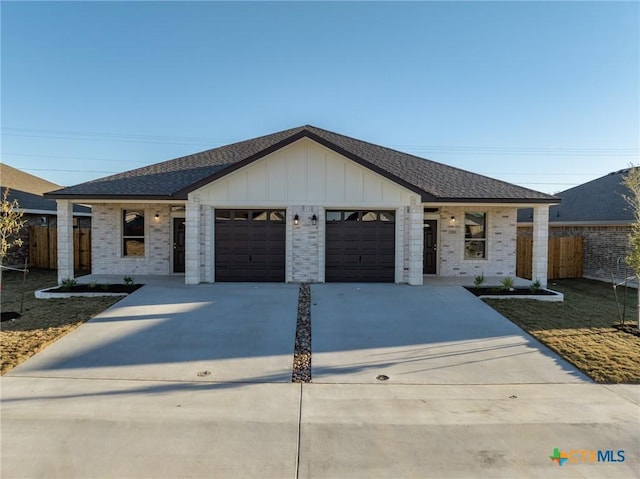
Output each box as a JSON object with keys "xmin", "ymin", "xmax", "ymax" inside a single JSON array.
[
  {"xmin": 35, "ymin": 289, "xmax": 129, "ymax": 299},
  {"xmin": 478, "ymin": 289, "xmax": 564, "ymax": 302}
]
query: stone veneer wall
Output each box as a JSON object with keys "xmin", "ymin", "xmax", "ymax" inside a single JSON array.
[
  {"xmin": 92, "ymin": 203, "xmax": 172, "ymax": 275},
  {"xmin": 518, "ymin": 224, "xmax": 631, "ymax": 281},
  {"xmin": 403, "ymin": 204, "xmax": 423, "ymax": 285},
  {"xmin": 439, "ymin": 206, "xmax": 517, "ymax": 277},
  {"xmin": 287, "ymin": 205, "xmax": 322, "ymax": 282}
]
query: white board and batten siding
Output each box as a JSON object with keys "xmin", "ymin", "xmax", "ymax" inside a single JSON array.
[{"xmin": 191, "ymin": 138, "xmax": 419, "ymax": 207}]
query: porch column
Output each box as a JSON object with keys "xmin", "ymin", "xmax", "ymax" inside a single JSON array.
[
  {"xmin": 532, "ymin": 204, "xmax": 550, "ymax": 288},
  {"xmin": 185, "ymin": 202, "xmax": 201, "ymax": 284},
  {"xmin": 56, "ymin": 200, "xmax": 74, "ymax": 284},
  {"xmin": 407, "ymin": 201, "xmax": 424, "ymax": 285},
  {"xmin": 203, "ymin": 206, "xmax": 213, "ymax": 283}
]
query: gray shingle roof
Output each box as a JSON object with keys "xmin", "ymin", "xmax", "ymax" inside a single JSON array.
[
  {"xmin": 517, "ymin": 168, "xmax": 634, "ymax": 223},
  {"xmin": 0, "ymin": 163, "xmax": 60, "ymax": 195},
  {"xmin": 46, "ymin": 125, "xmax": 556, "ymax": 203},
  {"xmin": 1, "ymin": 187, "xmax": 90, "ymax": 215}
]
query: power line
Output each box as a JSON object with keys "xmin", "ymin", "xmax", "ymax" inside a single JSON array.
[
  {"xmin": 2, "ymin": 126, "xmax": 638, "ymax": 156},
  {"xmin": 3, "ymin": 152, "xmax": 146, "ymax": 164},
  {"xmin": 22, "ymin": 168, "xmax": 117, "ymax": 174},
  {"xmin": 1, "ymin": 127, "xmax": 236, "ymax": 147}
]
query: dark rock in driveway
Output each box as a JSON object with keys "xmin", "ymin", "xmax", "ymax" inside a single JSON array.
[{"xmin": 292, "ymin": 283, "xmax": 311, "ymax": 383}]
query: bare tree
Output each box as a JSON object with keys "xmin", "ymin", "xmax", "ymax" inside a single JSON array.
[
  {"xmin": 623, "ymin": 166, "xmax": 640, "ymax": 328},
  {"xmin": 0, "ymin": 188, "xmax": 26, "ymax": 284}
]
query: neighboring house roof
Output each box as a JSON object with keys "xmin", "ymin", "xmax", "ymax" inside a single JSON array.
[
  {"xmin": 46, "ymin": 125, "xmax": 557, "ymax": 203},
  {"xmin": 1, "ymin": 164, "xmax": 91, "ymax": 215},
  {"xmin": 1, "ymin": 187, "xmax": 91, "ymax": 216},
  {"xmin": 517, "ymin": 168, "xmax": 634, "ymax": 224},
  {"xmin": 1, "ymin": 163, "xmax": 60, "ymax": 196}
]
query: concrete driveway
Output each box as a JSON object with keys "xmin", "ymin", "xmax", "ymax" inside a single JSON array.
[
  {"xmin": 311, "ymin": 283, "xmax": 589, "ymax": 384},
  {"xmin": 8, "ymin": 280, "xmax": 300, "ymax": 383},
  {"xmin": 3, "ymin": 280, "xmax": 638, "ymax": 478}
]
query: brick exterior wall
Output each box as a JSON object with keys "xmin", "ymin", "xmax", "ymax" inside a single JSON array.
[
  {"xmin": 439, "ymin": 206, "xmax": 517, "ymax": 277},
  {"xmin": 518, "ymin": 224, "xmax": 631, "ymax": 281},
  {"xmin": 87, "ymin": 202, "xmax": 522, "ymax": 284},
  {"xmin": 287, "ymin": 205, "xmax": 322, "ymax": 282},
  {"xmin": 92, "ymin": 203, "xmax": 171, "ymax": 276},
  {"xmin": 202, "ymin": 206, "xmax": 213, "ymax": 282},
  {"xmin": 403, "ymin": 203, "xmax": 423, "ymax": 285}
]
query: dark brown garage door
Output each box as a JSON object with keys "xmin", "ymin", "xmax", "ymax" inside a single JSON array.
[
  {"xmin": 325, "ymin": 210, "xmax": 396, "ymax": 282},
  {"xmin": 215, "ymin": 209, "xmax": 286, "ymax": 282}
]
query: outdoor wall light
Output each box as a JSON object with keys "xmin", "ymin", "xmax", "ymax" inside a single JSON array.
[
  {"xmin": 311, "ymin": 214, "xmax": 318, "ymax": 226},
  {"xmin": 450, "ymin": 215, "xmax": 456, "ymax": 225},
  {"xmin": 293, "ymin": 214, "xmax": 300, "ymax": 226},
  {"xmin": 154, "ymin": 213, "xmax": 160, "ymax": 222}
]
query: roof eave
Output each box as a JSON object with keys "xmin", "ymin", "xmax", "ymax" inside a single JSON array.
[
  {"xmin": 432, "ymin": 197, "xmax": 559, "ymax": 204},
  {"xmin": 44, "ymin": 193, "xmax": 177, "ymax": 201}
]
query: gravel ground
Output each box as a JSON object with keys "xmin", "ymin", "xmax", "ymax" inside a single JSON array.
[{"xmin": 292, "ymin": 283, "xmax": 311, "ymax": 383}]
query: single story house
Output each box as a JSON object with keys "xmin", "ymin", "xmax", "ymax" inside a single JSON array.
[
  {"xmin": 46, "ymin": 125, "xmax": 557, "ymax": 286},
  {"xmin": 518, "ymin": 168, "xmax": 634, "ymax": 282},
  {"xmin": 1, "ymin": 164, "xmax": 91, "ymax": 267}
]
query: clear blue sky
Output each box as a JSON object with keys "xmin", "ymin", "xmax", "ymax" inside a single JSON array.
[{"xmin": 2, "ymin": 1, "xmax": 638, "ymax": 194}]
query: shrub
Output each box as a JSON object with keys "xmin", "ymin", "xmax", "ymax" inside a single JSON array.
[
  {"xmin": 473, "ymin": 274, "xmax": 485, "ymax": 288},
  {"xmin": 60, "ymin": 278, "xmax": 77, "ymax": 291},
  {"xmin": 500, "ymin": 277, "xmax": 515, "ymax": 291},
  {"xmin": 529, "ymin": 279, "xmax": 542, "ymax": 293},
  {"xmin": 123, "ymin": 276, "xmax": 135, "ymax": 286}
]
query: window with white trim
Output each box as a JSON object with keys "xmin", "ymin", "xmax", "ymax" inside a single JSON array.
[
  {"xmin": 464, "ymin": 212, "xmax": 486, "ymax": 259},
  {"xmin": 123, "ymin": 210, "xmax": 145, "ymax": 256}
]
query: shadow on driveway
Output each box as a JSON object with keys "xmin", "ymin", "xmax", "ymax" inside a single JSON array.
[
  {"xmin": 8, "ymin": 281, "xmax": 588, "ymax": 386},
  {"xmin": 311, "ymin": 283, "xmax": 589, "ymax": 384},
  {"xmin": 7, "ymin": 282, "xmax": 300, "ymax": 383}
]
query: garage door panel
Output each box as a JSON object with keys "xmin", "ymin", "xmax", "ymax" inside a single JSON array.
[
  {"xmin": 325, "ymin": 210, "xmax": 396, "ymax": 282},
  {"xmin": 215, "ymin": 210, "xmax": 285, "ymax": 282}
]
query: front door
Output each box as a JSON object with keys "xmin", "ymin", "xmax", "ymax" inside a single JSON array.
[
  {"xmin": 423, "ymin": 220, "xmax": 437, "ymax": 274},
  {"xmin": 173, "ymin": 218, "xmax": 186, "ymax": 273}
]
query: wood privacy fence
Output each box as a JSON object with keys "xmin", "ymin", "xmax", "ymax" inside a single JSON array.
[
  {"xmin": 28, "ymin": 226, "xmax": 91, "ymax": 271},
  {"xmin": 517, "ymin": 236, "xmax": 583, "ymax": 280}
]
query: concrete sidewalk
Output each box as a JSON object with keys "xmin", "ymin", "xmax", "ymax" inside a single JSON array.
[
  {"xmin": 1, "ymin": 377, "xmax": 638, "ymax": 478},
  {"xmin": 298, "ymin": 383, "xmax": 639, "ymax": 479},
  {"xmin": 1, "ymin": 377, "xmax": 301, "ymax": 478}
]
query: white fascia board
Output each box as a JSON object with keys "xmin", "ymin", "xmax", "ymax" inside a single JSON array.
[
  {"xmin": 56, "ymin": 199, "xmax": 182, "ymax": 205},
  {"xmin": 20, "ymin": 208, "xmax": 93, "ymax": 217},
  {"xmin": 422, "ymin": 202, "xmax": 556, "ymax": 208},
  {"xmin": 518, "ymin": 221, "xmax": 632, "ymax": 227}
]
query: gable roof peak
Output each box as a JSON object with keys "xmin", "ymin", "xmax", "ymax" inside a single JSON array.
[{"xmin": 45, "ymin": 125, "xmax": 557, "ymax": 203}]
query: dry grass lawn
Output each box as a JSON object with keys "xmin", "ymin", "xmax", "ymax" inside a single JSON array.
[
  {"xmin": 485, "ymin": 278, "xmax": 640, "ymax": 383},
  {"xmin": 1, "ymin": 269, "xmax": 121, "ymax": 375}
]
